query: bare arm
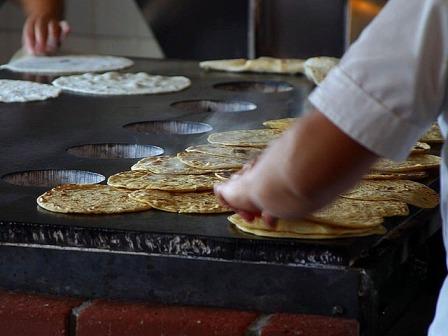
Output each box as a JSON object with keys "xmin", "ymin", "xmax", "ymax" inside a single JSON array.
[
  {"xmin": 19, "ymin": 0, "xmax": 69, "ymax": 55},
  {"xmin": 215, "ymin": 110, "xmax": 378, "ymax": 224}
]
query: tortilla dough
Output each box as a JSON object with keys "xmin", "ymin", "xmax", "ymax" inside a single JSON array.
[
  {"xmin": 52, "ymin": 72, "xmax": 191, "ymax": 96},
  {"xmin": 2, "ymin": 55, "xmax": 133, "ymax": 75},
  {"xmin": 0, "ymin": 79, "xmax": 61, "ymax": 103}
]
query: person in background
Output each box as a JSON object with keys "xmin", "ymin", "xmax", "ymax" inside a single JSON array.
[
  {"xmin": 15, "ymin": 0, "xmax": 68, "ymax": 55},
  {"xmin": 215, "ymin": 0, "xmax": 447, "ymax": 334}
]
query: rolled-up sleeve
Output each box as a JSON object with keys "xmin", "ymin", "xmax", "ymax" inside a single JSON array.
[{"xmin": 309, "ymin": 0, "xmax": 448, "ymax": 161}]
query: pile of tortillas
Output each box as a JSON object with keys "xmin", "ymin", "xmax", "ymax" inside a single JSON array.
[
  {"xmin": 0, "ymin": 55, "xmax": 191, "ymax": 102},
  {"xmin": 37, "ymin": 117, "xmax": 441, "ymax": 241},
  {"xmin": 199, "ymin": 56, "xmax": 340, "ymax": 85}
]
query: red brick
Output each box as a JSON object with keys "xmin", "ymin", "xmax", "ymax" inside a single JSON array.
[
  {"xmin": 261, "ymin": 314, "xmax": 359, "ymax": 336},
  {"xmin": 0, "ymin": 290, "xmax": 83, "ymax": 336},
  {"xmin": 76, "ymin": 300, "xmax": 258, "ymax": 336}
]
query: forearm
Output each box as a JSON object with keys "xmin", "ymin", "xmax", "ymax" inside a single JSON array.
[{"xmin": 19, "ymin": 0, "xmax": 63, "ymax": 18}]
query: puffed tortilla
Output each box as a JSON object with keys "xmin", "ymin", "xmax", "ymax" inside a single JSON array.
[
  {"xmin": 229, "ymin": 215, "xmax": 386, "ymax": 239},
  {"xmin": 52, "ymin": 72, "xmax": 191, "ymax": 96},
  {"xmin": 2, "ymin": 55, "xmax": 133, "ymax": 75},
  {"xmin": 372, "ymin": 154, "xmax": 441, "ymax": 173},
  {"xmin": 107, "ymin": 170, "xmax": 222, "ymax": 192},
  {"xmin": 130, "ymin": 190, "xmax": 231, "ymax": 213},
  {"xmin": 342, "ymin": 180, "xmax": 439, "ymax": 208},
  {"xmin": 207, "ymin": 129, "xmax": 281, "ymax": 147},
  {"xmin": 131, "ymin": 156, "xmax": 216, "ymax": 174},
  {"xmin": 411, "ymin": 142, "xmax": 431, "ymax": 154},
  {"xmin": 0, "ymin": 79, "xmax": 61, "ymax": 103},
  {"xmin": 304, "ymin": 57, "xmax": 339, "ymax": 85},
  {"xmin": 37, "ymin": 184, "xmax": 151, "ymax": 214}
]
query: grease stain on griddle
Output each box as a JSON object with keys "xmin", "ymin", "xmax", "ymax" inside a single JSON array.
[
  {"xmin": 2, "ymin": 169, "xmax": 105, "ymax": 187},
  {"xmin": 123, "ymin": 120, "xmax": 213, "ymax": 135},
  {"xmin": 67, "ymin": 143, "xmax": 164, "ymax": 159},
  {"xmin": 214, "ymin": 81, "xmax": 294, "ymax": 93},
  {"xmin": 171, "ymin": 99, "xmax": 257, "ymax": 113}
]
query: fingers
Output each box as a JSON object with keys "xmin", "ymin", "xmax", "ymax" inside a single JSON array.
[{"xmin": 22, "ymin": 17, "xmax": 70, "ymax": 55}]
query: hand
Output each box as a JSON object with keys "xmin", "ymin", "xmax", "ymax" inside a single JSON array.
[
  {"xmin": 22, "ymin": 15, "xmax": 70, "ymax": 55},
  {"xmin": 214, "ymin": 111, "xmax": 378, "ymax": 228}
]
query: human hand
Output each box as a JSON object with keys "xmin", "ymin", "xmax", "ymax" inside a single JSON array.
[{"xmin": 22, "ymin": 15, "xmax": 70, "ymax": 55}]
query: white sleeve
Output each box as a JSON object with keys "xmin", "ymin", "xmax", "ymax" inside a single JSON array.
[{"xmin": 309, "ymin": 0, "xmax": 448, "ymax": 160}]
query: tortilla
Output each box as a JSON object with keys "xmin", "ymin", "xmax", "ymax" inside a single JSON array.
[
  {"xmin": 130, "ymin": 190, "xmax": 231, "ymax": 213},
  {"xmin": 107, "ymin": 170, "xmax": 221, "ymax": 192},
  {"xmin": 420, "ymin": 123, "xmax": 444, "ymax": 143},
  {"xmin": 215, "ymin": 171, "xmax": 235, "ymax": 180},
  {"xmin": 36, "ymin": 184, "xmax": 151, "ymax": 214},
  {"xmin": 2, "ymin": 55, "xmax": 133, "ymax": 75},
  {"xmin": 304, "ymin": 57, "xmax": 339, "ymax": 85},
  {"xmin": 177, "ymin": 151, "xmax": 247, "ymax": 170},
  {"xmin": 262, "ymin": 118, "xmax": 298, "ymax": 130},
  {"xmin": 52, "ymin": 72, "xmax": 191, "ymax": 95},
  {"xmin": 342, "ymin": 180, "xmax": 439, "ymax": 208},
  {"xmin": 363, "ymin": 171, "xmax": 428, "ymax": 180},
  {"xmin": 309, "ymin": 198, "xmax": 408, "ymax": 228},
  {"xmin": 207, "ymin": 129, "xmax": 281, "ymax": 147},
  {"xmin": 185, "ymin": 144, "xmax": 261, "ymax": 160},
  {"xmin": 199, "ymin": 57, "xmax": 305, "ymax": 74},
  {"xmin": 372, "ymin": 154, "xmax": 441, "ymax": 172},
  {"xmin": 131, "ymin": 156, "xmax": 215, "ymax": 174},
  {"xmin": 0, "ymin": 79, "xmax": 61, "ymax": 103},
  {"xmin": 229, "ymin": 215, "xmax": 386, "ymax": 239},
  {"xmin": 411, "ymin": 142, "xmax": 431, "ymax": 154}
]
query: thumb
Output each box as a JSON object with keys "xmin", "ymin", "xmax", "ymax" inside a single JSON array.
[{"xmin": 214, "ymin": 178, "xmax": 260, "ymax": 214}]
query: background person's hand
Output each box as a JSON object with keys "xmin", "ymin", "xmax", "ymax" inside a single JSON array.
[{"xmin": 22, "ymin": 16, "xmax": 70, "ymax": 55}]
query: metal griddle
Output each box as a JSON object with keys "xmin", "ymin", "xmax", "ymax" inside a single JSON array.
[{"xmin": 0, "ymin": 58, "xmax": 441, "ymax": 336}]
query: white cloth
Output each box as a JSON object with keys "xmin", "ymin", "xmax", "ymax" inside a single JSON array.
[{"xmin": 308, "ymin": 0, "xmax": 448, "ymax": 334}]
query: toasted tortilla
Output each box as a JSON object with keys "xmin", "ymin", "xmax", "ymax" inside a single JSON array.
[
  {"xmin": 199, "ymin": 57, "xmax": 305, "ymax": 74},
  {"xmin": 420, "ymin": 123, "xmax": 444, "ymax": 143},
  {"xmin": 185, "ymin": 144, "xmax": 261, "ymax": 160},
  {"xmin": 131, "ymin": 156, "xmax": 216, "ymax": 174},
  {"xmin": 229, "ymin": 215, "xmax": 386, "ymax": 239},
  {"xmin": 262, "ymin": 118, "xmax": 298, "ymax": 131},
  {"xmin": 207, "ymin": 129, "xmax": 281, "ymax": 147},
  {"xmin": 342, "ymin": 180, "xmax": 439, "ymax": 208},
  {"xmin": 177, "ymin": 151, "xmax": 247, "ymax": 170},
  {"xmin": 130, "ymin": 190, "xmax": 231, "ymax": 213},
  {"xmin": 304, "ymin": 57, "xmax": 339, "ymax": 85},
  {"xmin": 107, "ymin": 170, "xmax": 221, "ymax": 192},
  {"xmin": 363, "ymin": 171, "xmax": 428, "ymax": 180},
  {"xmin": 372, "ymin": 154, "xmax": 441, "ymax": 173},
  {"xmin": 37, "ymin": 184, "xmax": 151, "ymax": 214}
]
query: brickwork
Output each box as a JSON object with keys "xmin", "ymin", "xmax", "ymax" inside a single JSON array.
[{"xmin": 0, "ymin": 290, "xmax": 359, "ymax": 336}]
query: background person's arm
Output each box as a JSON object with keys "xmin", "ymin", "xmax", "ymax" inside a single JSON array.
[{"xmin": 19, "ymin": 0, "xmax": 69, "ymax": 55}]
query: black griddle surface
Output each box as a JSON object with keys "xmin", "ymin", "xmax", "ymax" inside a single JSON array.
[{"xmin": 0, "ymin": 58, "xmax": 440, "ymax": 267}]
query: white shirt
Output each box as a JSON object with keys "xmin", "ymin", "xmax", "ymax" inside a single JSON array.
[{"xmin": 308, "ymin": 0, "xmax": 448, "ymax": 334}]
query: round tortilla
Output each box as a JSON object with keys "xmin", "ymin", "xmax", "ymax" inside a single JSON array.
[
  {"xmin": 207, "ymin": 129, "xmax": 281, "ymax": 147},
  {"xmin": 177, "ymin": 151, "xmax": 247, "ymax": 170},
  {"xmin": 420, "ymin": 123, "xmax": 444, "ymax": 143},
  {"xmin": 2, "ymin": 55, "xmax": 133, "ymax": 74},
  {"xmin": 37, "ymin": 184, "xmax": 151, "ymax": 214},
  {"xmin": 309, "ymin": 198, "xmax": 408, "ymax": 228},
  {"xmin": 0, "ymin": 80, "xmax": 61, "ymax": 103},
  {"xmin": 130, "ymin": 190, "xmax": 231, "ymax": 213},
  {"xmin": 372, "ymin": 154, "xmax": 441, "ymax": 173},
  {"xmin": 304, "ymin": 57, "xmax": 339, "ymax": 85},
  {"xmin": 107, "ymin": 170, "xmax": 221, "ymax": 192},
  {"xmin": 52, "ymin": 72, "xmax": 191, "ymax": 95},
  {"xmin": 363, "ymin": 171, "xmax": 428, "ymax": 180},
  {"xmin": 131, "ymin": 156, "xmax": 215, "ymax": 174},
  {"xmin": 411, "ymin": 142, "xmax": 431, "ymax": 154},
  {"xmin": 229, "ymin": 215, "xmax": 386, "ymax": 239},
  {"xmin": 342, "ymin": 180, "xmax": 439, "ymax": 208},
  {"xmin": 262, "ymin": 118, "xmax": 298, "ymax": 130},
  {"xmin": 185, "ymin": 144, "xmax": 261, "ymax": 160}
]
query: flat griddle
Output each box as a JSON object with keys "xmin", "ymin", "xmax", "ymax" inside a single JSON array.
[{"xmin": 0, "ymin": 58, "xmax": 441, "ymax": 335}]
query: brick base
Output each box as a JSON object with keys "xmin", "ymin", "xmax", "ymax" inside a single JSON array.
[{"xmin": 0, "ymin": 290, "xmax": 359, "ymax": 336}]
